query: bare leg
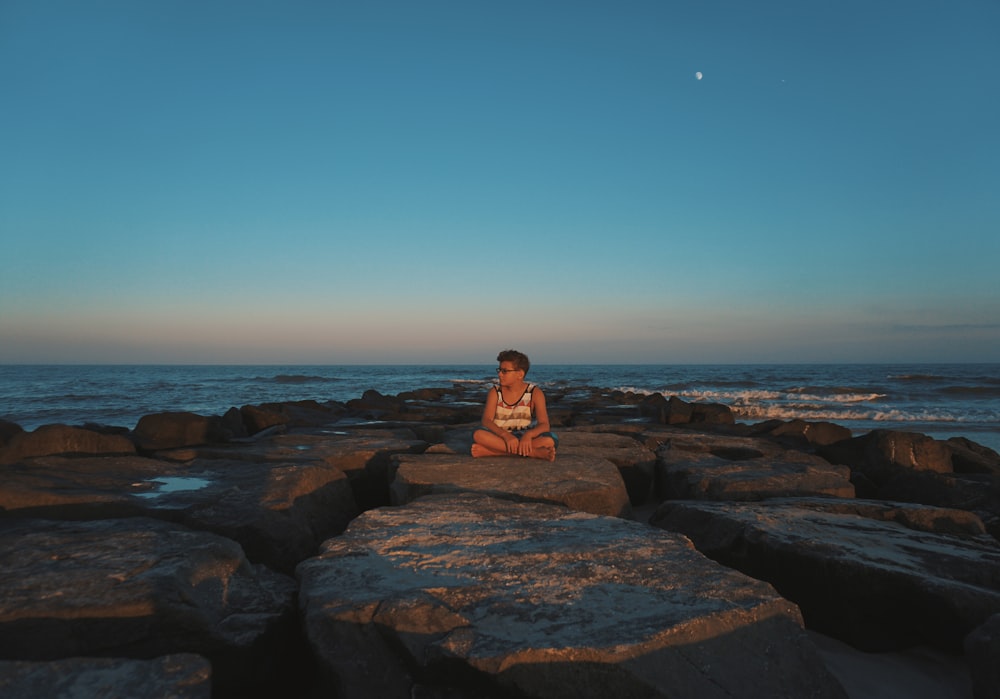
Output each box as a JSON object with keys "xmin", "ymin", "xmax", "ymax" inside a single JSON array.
[{"xmin": 472, "ymin": 430, "xmax": 511, "ymax": 458}]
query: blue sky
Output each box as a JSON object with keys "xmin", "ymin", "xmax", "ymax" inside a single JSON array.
[{"xmin": 2, "ymin": 0, "xmax": 998, "ymax": 364}]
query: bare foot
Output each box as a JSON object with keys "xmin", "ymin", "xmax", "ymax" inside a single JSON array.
[{"xmin": 533, "ymin": 446, "xmax": 557, "ymax": 462}]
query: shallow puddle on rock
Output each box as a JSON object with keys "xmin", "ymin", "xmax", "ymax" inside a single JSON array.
[{"xmin": 134, "ymin": 476, "xmax": 211, "ymax": 498}]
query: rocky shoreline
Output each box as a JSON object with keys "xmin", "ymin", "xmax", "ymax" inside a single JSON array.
[{"xmin": 1, "ymin": 383, "xmax": 998, "ymax": 698}]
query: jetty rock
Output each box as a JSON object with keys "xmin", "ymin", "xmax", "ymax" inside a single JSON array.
[
  {"xmin": 297, "ymin": 493, "xmax": 846, "ymax": 699},
  {"xmin": 0, "ymin": 423, "xmax": 135, "ymax": 464},
  {"xmin": 650, "ymin": 497, "xmax": 1000, "ymax": 652},
  {"xmin": 820, "ymin": 428, "xmax": 1000, "ymax": 539},
  {"xmin": 0, "ymin": 454, "xmax": 358, "ymax": 575},
  {"xmin": 389, "ymin": 452, "xmax": 632, "ymax": 517},
  {"xmin": 0, "ymin": 517, "xmax": 298, "ymax": 696},
  {"xmin": 156, "ymin": 427, "xmax": 428, "ymax": 510},
  {"xmin": 652, "ymin": 430, "xmax": 855, "ymax": 501},
  {"xmin": 0, "ymin": 654, "xmax": 212, "ymax": 699}
]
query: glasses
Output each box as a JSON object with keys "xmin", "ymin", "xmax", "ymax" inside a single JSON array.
[{"xmin": 496, "ymin": 368, "xmax": 521, "ymax": 374}]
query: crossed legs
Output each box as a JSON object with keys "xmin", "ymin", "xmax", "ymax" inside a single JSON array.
[{"xmin": 471, "ymin": 429, "xmax": 557, "ymax": 461}]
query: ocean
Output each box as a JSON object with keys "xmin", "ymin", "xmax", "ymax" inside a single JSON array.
[{"xmin": 2, "ymin": 364, "xmax": 999, "ymax": 453}]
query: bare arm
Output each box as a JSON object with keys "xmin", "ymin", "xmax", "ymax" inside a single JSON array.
[{"xmin": 480, "ymin": 388, "xmax": 518, "ymax": 452}]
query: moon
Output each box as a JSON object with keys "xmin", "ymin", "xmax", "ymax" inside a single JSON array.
[{"xmin": 695, "ymin": 71, "xmax": 703, "ymax": 80}]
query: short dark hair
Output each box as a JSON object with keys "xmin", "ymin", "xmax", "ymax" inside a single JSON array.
[{"xmin": 497, "ymin": 349, "xmax": 530, "ymax": 374}]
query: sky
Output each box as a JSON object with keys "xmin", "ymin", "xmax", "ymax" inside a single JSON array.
[{"xmin": 2, "ymin": 0, "xmax": 998, "ymax": 365}]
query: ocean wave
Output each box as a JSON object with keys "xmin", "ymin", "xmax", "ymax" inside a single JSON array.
[
  {"xmin": 887, "ymin": 373, "xmax": 949, "ymax": 382},
  {"xmin": 939, "ymin": 385, "xmax": 1000, "ymax": 397},
  {"xmin": 267, "ymin": 374, "xmax": 341, "ymax": 384},
  {"xmin": 787, "ymin": 385, "xmax": 882, "ymax": 396}
]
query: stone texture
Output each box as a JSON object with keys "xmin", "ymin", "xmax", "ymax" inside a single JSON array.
[
  {"xmin": 0, "ymin": 454, "xmax": 358, "ymax": 574},
  {"xmin": 297, "ymin": 494, "xmax": 846, "ymax": 699},
  {"xmin": 0, "ymin": 654, "xmax": 211, "ymax": 699},
  {"xmin": 0, "ymin": 424, "xmax": 135, "ymax": 464},
  {"xmin": 819, "ymin": 429, "xmax": 954, "ymax": 480},
  {"xmin": 133, "ymin": 411, "xmax": 239, "ymax": 451},
  {"xmin": 650, "ymin": 498, "xmax": 1000, "ymax": 652},
  {"xmin": 156, "ymin": 428, "xmax": 428, "ymax": 510},
  {"xmin": 750, "ymin": 419, "xmax": 853, "ymax": 448},
  {"xmin": 557, "ymin": 430, "xmax": 658, "ymax": 506},
  {"xmin": 0, "ymin": 518, "xmax": 297, "ymax": 695},
  {"xmin": 655, "ymin": 432, "xmax": 855, "ymax": 501},
  {"xmin": 239, "ymin": 399, "xmax": 347, "ymax": 433},
  {"xmin": 389, "ymin": 453, "xmax": 632, "ymax": 517},
  {"xmin": 948, "ymin": 437, "xmax": 1000, "ymax": 476}
]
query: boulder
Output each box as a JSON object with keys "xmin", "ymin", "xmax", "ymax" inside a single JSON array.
[
  {"xmin": 819, "ymin": 429, "xmax": 954, "ymax": 482},
  {"xmin": 240, "ymin": 399, "xmax": 347, "ymax": 433},
  {"xmin": 752, "ymin": 419, "xmax": 853, "ymax": 448},
  {"xmin": 0, "ymin": 654, "xmax": 211, "ymax": 699},
  {"xmin": 655, "ymin": 432, "xmax": 854, "ymax": 501},
  {"xmin": 0, "ymin": 424, "xmax": 135, "ymax": 465},
  {"xmin": 155, "ymin": 428, "xmax": 428, "ymax": 510},
  {"xmin": 557, "ymin": 429, "xmax": 658, "ymax": 505},
  {"xmin": 948, "ymin": 437, "xmax": 1000, "ymax": 476},
  {"xmin": 0, "ymin": 420, "xmax": 24, "ymax": 448},
  {"xmin": 650, "ymin": 498, "xmax": 1000, "ymax": 652},
  {"xmin": 965, "ymin": 613, "xmax": 1000, "ymax": 699},
  {"xmin": 0, "ymin": 454, "xmax": 358, "ymax": 574},
  {"xmin": 389, "ymin": 453, "xmax": 632, "ymax": 518},
  {"xmin": 132, "ymin": 412, "xmax": 237, "ymax": 451},
  {"xmin": 0, "ymin": 518, "xmax": 297, "ymax": 695},
  {"xmin": 297, "ymin": 494, "xmax": 847, "ymax": 699}
]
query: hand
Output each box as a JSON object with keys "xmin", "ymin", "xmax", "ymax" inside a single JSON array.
[
  {"xmin": 504, "ymin": 434, "xmax": 519, "ymax": 453},
  {"xmin": 517, "ymin": 437, "xmax": 533, "ymax": 457}
]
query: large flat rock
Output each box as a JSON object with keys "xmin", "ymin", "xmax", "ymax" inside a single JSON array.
[
  {"xmin": 655, "ymin": 432, "xmax": 855, "ymax": 501},
  {"xmin": 157, "ymin": 428, "xmax": 427, "ymax": 509},
  {"xmin": 0, "ymin": 654, "xmax": 211, "ymax": 699},
  {"xmin": 0, "ymin": 518, "xmax": 297, "ymax": 695},
  {"xmin": 0, "ymin": 454, "xmax": 357, "ymax": 574},
  {"xmin": 389, "ymin": 453, "xmax": 632, "ymax": 517},
  {"xmin": 557, "ymin": 429, "xmax": 658, "ymax": 505},
  {"xmin": 297, "ymin": 494, "xmax": 847, "ymax": 699},
  {"xmin": 650, "ymin": 497, "xmax": 1000, "ymax": 652}
]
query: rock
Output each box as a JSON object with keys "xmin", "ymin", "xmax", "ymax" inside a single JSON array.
[
  {"xmin": 133, "ymin": 411, "xmax": 237, "ymax": 451},
  {"xmin": 0, "ymin": 424, "xmax": 135, "ymax": 465},
  {"xmin": 752, "ymin": 419, "xmax": 853, "ymax": 448},
  {"xmin": 0, "ymin": 420, "xmax": 24, "ymax": 448},
  {"xmin": 240, "ymin": 399, "xmax": 347, "ymax": 433},
  {"xmin": 690, "ymin": 401, "xmax": 736, "ymax": 424},
  {"xmin": 650, "ymin": 498, "xmax": 1000, "ymax": 652},
  {"xmin": 949, "ymin": 437, "xmax": 1000, "ymax": 476},
  {"xmin": 557, "ymin": 429, "xmax": 658, "ymax": 505},
  {"xmin": 0, "ymin": 654, "xmax": 212, "ymax": 699},
  {"xmin": 389, "ymin": 453, "xmax": 632, "ymax": 518},
  {"xmin": 0, "ymin": 454, "xmax": 358, "ymax": 574},
  {"xmin": 655, "ymin": 432, "xmax": 855, "ymax": 501},
  {"xmin": 965, "ymin": 613, "xmax": 1000, "ymax": 699},
  {"xmin": 0, "ymin": 518, "xmax": 297, "ymax": 695},
  {"xmin": 297, "ymin": 494, "xmax": 847, "ymax": 699},
  {"xmin": 347, "ymin": 389, "xmax": 405, "ymax": 415},
  {"xmin": 819, "ymin": 429, "xmax": 954, "ymax": 482},
  {"xmin": 155, "ymin": 428, "xmax": 428, "ymax": 510}
]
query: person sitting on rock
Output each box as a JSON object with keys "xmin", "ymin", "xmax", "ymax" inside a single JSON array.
[{"xmin": 471, "ymin": 349, "xmax": 557, "ymax": 461}]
